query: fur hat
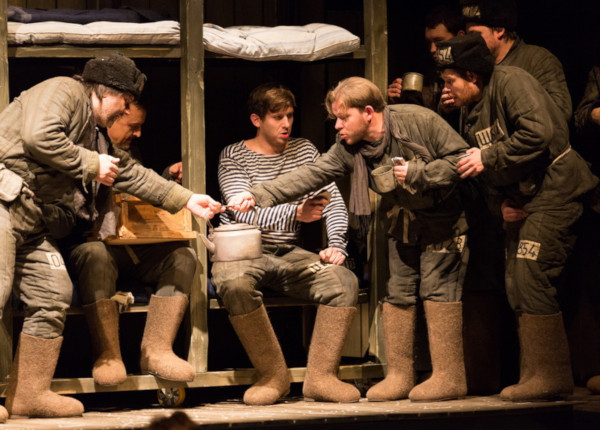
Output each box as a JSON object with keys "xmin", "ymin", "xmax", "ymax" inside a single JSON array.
[
  {"xmin": 460, "ymin": 0, "xmax": 518, "ymax": 30},
  {"xmin": 82, "ymin": 53, "xmax": 146, "ymax": 98},
  {"xmin": 435, "ymin": 32, "xmax": 495, "ymax": 75}
]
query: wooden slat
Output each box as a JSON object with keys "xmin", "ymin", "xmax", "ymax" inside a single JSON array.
[
  {"xmin": 7, "ymin": 45, "xmax": 181, "ymax": 58},
  {"xmin": 40, "ymin": 363, "xmax": 384, "ymax": 394},
  {"xmin": 203, "ymin": 48, "xmax": 366, "ymax": 60}
]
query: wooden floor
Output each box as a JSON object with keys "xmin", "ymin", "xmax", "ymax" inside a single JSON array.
[{"xmin": 2, "ymin": 387, "xmax": 599, "ymax": 430}]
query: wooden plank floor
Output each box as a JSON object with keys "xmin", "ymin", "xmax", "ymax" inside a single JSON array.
[{"xmin": 1, "ymin": 388, "xmax": 598, "ymax": 430}]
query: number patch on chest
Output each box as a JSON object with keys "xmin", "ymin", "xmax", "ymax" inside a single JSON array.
[
  {"xmin": 474, "ymin": 119, "xmax": 504, "ymax": 148},
  {"xmin": 516, "ymin": 240, "xmax": 541, "ymax": 261}
]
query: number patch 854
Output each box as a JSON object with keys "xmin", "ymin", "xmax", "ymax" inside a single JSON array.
[{"xmin": 516, "ymin": 240, "xmax": 541, "ymax": 261}]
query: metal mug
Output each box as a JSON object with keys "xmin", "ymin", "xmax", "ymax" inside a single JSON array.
[
  {"xmin": 402, "ymin": 72, "xmax": 424, "ymax": 92},
  {"xmin": 371, "ymin": 165, "xmax": 397, "ymax": 193}
]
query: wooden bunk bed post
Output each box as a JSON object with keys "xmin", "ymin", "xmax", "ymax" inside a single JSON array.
[
  {"xmin": 363, "ymin": 0, "xmax": 388, "ymax": 360},
  {"xmin": 363, "ymin": 0, "xmax": 387, "ymax": 93},
  {"xmin": 180, "ymin": 0, "xmax": 209, "ymax": 374}
]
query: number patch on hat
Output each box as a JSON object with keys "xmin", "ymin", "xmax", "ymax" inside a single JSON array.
[{"xmin": 516, "ymin": 240, "xmax": 541, "ymax": 261}]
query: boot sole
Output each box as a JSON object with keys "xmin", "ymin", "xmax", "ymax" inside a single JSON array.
[
  {"xmin": 304, "ymin": 397, "xmax": 360, "ymax": 403},
  {"xmin": 410, "ymin": 396, "xmax": 466, "ymax": 403}
]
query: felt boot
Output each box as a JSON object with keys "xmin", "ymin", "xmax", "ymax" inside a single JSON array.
[
  {"xmin": 5, "ymin": 333, "xmax": 84, "ymax": 418},
  {"xmin": 500, "ymin": 312, "xmax": 574, "ymax": 401},
  {"xmin": 303, "ymin": 305, "xmax": 361, "ymax": 402},
  {"xmin": 140, "ymin": 295, "xmax": 195, "ymax": 381},
  {"xmin": 497, "ymin": 314, "xmax": 533, "ymax": 399},
  {"xmin": 409, "ymin": 301, "xmax": 467, "ymax": 401},
  {"xmin": 366, "ymin": 302, "xmax": 415, "ymax": 401},
  {"xmin": 587, "ymin": 375, "xmax": 600, "ymax": 394},
  {"xmin": 83, "ymin": 299, "xmax": 127, "ymax": 385},
  {"xmin": 229, "ymin": 305, "xmax": 290, "ymax": 405}
]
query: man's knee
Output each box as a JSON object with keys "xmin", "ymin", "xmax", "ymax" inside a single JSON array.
[
  {"xmin": 165, "ymin": 246, "xmax": 197, "ymax": 275},
  {"xmin": 21, "ymin": 307, "xmax": 67, "ymax": 338},
  {"xmin": 212, "ymin": 274, "xmax": 262, "ymax": 315},
  {"xmin": 21, "ymin": 287, "xmax": 71, "ymax": 339},
  {"xmin": 70, "ymin": 241, "xmax": 114, "ymax": 269},
  {"xmin": 319, "ymin": 265, "xmax": 359, "ymax": 307}
]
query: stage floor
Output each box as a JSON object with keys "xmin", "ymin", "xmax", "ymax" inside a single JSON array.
[{"xmin": 1, "ymin": 387, "xmax": 599, "ymax": 430}]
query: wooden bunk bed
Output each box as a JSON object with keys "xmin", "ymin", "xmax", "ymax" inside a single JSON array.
[{"xmin": 0, "ymin": 0, "xmax": 388, "ymax": 405}]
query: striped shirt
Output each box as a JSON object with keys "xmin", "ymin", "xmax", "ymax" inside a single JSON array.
[{"xmin": 218, "ymin": 138, "xmax": 348, "ymax": 252}]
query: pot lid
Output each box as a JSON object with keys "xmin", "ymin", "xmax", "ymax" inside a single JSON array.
[{"xmin": 213, "ymin": 223, "xmax": 258, "ymax": 232}]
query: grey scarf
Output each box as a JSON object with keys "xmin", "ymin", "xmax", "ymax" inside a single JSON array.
[{"xmin": 348, "ymin": 107, "xmax": 391, "ymax": 237}]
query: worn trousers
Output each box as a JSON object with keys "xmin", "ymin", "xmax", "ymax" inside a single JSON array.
[
  {"xmin": 384, "ymin": 234, "xmax": 468, "ymax": 306},
  {"xmin": 505, "ymin": 201, "xmax": 583, "ymax": 315},
  {"xmin": 0, "ymin": 202, "xmax": 72, "ymax": 338},
  {"xmin": 211, "ymin": 244, "xmax": 358, "ymax": 316},
  {"xmin": 66, "ymin": 241, "xmax": 197, "ymax": 305}
]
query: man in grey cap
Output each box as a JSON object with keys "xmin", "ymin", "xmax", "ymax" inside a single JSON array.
[
  {"xmin": 0, "ymin": 53, "xmax": 221, "ymax": 419},
  {"xmin": 437, "ymin": 32, "xmax": 598, "ymax": 401},
  {"xmin": 455, "ymin": 0, "xmax": 572, "ymax": 122}
]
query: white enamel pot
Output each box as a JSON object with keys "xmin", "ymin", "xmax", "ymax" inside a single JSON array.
[{"xmin": 199, "ymin": 212, "xmax": 262, "ymax": 262}]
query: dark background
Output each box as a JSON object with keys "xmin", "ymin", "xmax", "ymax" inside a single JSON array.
[{"xmin": 388, "ymin": 0, "xmax": 600, "ymax": 107}]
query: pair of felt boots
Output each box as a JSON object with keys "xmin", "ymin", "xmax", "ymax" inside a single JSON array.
[{"xmin": 0, "ymin": 295, "xmax": 191, "ymax": 420}]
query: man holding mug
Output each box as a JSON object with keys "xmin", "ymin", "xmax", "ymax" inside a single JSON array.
[{"xmin": 229, "ymin": 77, "xmax": 472, "ymax": 402}]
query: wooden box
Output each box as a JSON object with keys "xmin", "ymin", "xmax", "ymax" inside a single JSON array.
[{"xmin": 105, "ymin": 193, "xmax": 197, "ymax": 245}]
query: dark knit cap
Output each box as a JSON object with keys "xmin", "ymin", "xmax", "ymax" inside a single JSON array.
[
  {"xmin": 460, "ymin": 0, "xmax": 518, "ymax": 30},
  {"xmin": 435, "ymin": 32, "xmax": 495, "ymax": 74},
  {"xmin": 82, "ymin": 53, "xmax": 146, "ymax": 98}
]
